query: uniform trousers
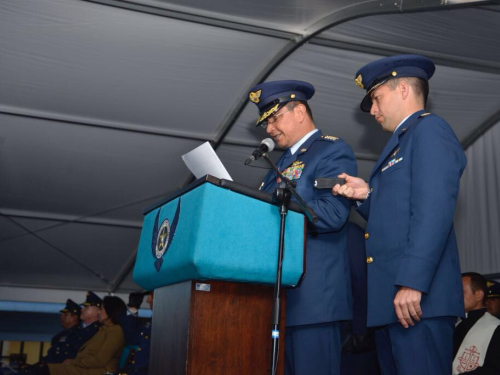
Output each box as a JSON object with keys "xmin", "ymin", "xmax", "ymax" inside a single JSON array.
[
  {"xmin": 374, "ymin": 316, "xmax": 456, "ymax": 375},
  {"xmin": 285, "ymin": 322, "xmax": 341, "ymax": 375}
]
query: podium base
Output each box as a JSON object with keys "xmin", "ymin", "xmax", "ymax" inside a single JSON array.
[{"xmin": 150, "ymin": 280, "xmax": 286, "ymax": 375}]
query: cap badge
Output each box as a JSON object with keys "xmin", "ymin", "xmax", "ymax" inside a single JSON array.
[
  {"xmin": 355, "ymin": 74, "xmax": 364, "ymax": 89},
  {"xmin": 249, "ymin": 90, "xmax": 262, "ymax": 104},
  {"xmin": 487, "ymin": 281, "xmax": 495, "ymax": 288}
]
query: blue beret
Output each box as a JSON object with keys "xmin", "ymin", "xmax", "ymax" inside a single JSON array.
[
  {"xmin": 60, "ymin": 299, "xmax": 82, "ymax": 315},
  {"xmin": 354, "ymin": 54, "xmax": 435, "ymax": 112},
  {"xmin": 82, "ymin": 291, "xmax": 103, "ymax": 307},
  {"xmin": 487, "ymin": 280, "xmax": 500, "ymax": 298},
  {"xmin": 248, "ymin": 80, "xmax": 315, "ymax": 126}
]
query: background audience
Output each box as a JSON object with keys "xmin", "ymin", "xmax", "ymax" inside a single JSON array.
[{"xmin": 453, "ymin": 272, "xmax": 500, "ymax": 374}]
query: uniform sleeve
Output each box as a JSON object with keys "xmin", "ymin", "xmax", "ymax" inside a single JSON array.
[
  {"xmin": 355, "ymin": 194, "xmax": 371, "ymax": 221},
  {"xmin": 394, "ymin": 117, "xmax": 466, "ymax": 292},
  {"xmin": 467, "ymin": 325, "xmax": 500, "ymax": 374},
  {"xmin": 73, "ymin": 326, "xmax": 125, "ymax": 368},
  {"xmin": 306, "ymin": 140, "xmax": 357, "ymax": 233}
]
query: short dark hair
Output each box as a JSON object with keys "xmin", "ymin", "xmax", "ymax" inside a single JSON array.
[
  {"xmin": 387, "ymin": 77, "xmax": 429, "ymax": 107},
  {"xmin": 103, "ymin": 296, "xmax": 127, "ymax": 325},
  {"xmin": 286, "ymin": 101, "xmax": 314, "ymax": 122},
  {"xmin": 462, "ymin": 272, "xmax": 488, "ymax": 305}
]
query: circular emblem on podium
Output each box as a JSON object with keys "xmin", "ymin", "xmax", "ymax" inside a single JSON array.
[{"xmin": 155, "ymin": 219, "xmax": 171, "ymax": 259}]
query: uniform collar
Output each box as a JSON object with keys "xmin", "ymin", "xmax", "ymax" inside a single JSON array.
[{"xmin": 290, "ymin": 129, "xmax": 318, "ymax": 155}]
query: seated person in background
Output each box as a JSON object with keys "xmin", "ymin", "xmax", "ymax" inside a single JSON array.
[
  {"xmin": 453, "ymin": 272, "xmax": 500, "ymax": 374},
  {"xmin": 76, "ymin": 291, "xmax": 102, "ymax": 346},
  {"xmin": 21, "ymin": 299, "xmax": 82, "ymax": 373},
  {"xmin": 485, "ymin": 280, "xmax": 500, "ymax": 319},
  {"xmin": 121, "ymin": 292, "xmax": 145, "ymax": 346},
  {"xmin": 118, "ymin": 291, "xmax": 153, "ymax": 375},
  {"xmin": 47, "ymin": 296, "xmax": 127, "ymax": 375},
  {"xmin": 44, "ymin": 299, "xmax": 82, "ymax": 363}
]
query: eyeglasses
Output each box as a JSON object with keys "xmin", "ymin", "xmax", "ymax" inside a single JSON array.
[{"xmin": 260, "ymin": 107, "xmax": 294, "ymax": 129}]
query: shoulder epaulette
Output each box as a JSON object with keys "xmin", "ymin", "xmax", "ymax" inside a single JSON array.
[
  {"xmin": 320, "ymin": 135, "xmax": 339, "ymax": 141},
  {"xmin": 418, "ymin": 112, "xmax": 432, "ymax": 118}
]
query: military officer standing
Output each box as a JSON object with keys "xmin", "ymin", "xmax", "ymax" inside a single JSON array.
[
  {"xmin": 333, "ymin": 55, "xmax": 466, "ymax": 374},
  {"xmin": 248, "ymin": 80, "xmax": 357, "ymax": 375}
]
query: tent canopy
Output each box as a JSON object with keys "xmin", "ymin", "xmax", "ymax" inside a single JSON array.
[{"xmin": 1, "ymin": 0, "xmax": 499, "ymax": 299}]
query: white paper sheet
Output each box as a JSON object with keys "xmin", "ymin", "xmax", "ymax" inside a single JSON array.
[{"xmin": 182, "ymin": 141, "xmax": 232, "ymax": 181}]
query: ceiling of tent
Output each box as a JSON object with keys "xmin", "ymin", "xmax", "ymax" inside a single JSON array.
[{"xmin": 1, "ymin": 0, "xmax": 499, "ymax": 296}]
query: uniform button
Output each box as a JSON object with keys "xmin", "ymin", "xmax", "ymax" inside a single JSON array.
[
  {"xmin": 145, "ymin": 336, "xmax": 149, "ymax": 339},
  {"xmin": 364, "ymin": 232, "xmax": 369, "ymax": 240},
  {"xmin": 366, "ymin": 257, "xmax": 373, "ymax": 264},
  {"xmin": 132, "ymin": 361, "xmax": 135, "ymax": 364},
  {"xmin": 138, "ymin": 348, "xmax": 142, "ymax": 351}
]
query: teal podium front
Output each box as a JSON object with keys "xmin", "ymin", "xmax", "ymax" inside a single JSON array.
[
  {"xmin": 133, "ymin": 176, "xmax": 306, "ymax": 375},
  {"xmin": 134, "ymin": 175, "xmax": 305, "ymax": 289}
]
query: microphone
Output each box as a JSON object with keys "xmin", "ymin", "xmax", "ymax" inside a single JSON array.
[{"xmin": 244, "ymin": 138, "xmax": 275, "ymax": 165}]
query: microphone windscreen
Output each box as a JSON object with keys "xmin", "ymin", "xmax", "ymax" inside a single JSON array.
[{"xmin": 261, "ymin": 138, "xmax": 275, "ymax": 152}]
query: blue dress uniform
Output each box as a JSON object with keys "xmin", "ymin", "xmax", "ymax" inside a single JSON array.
[
  {"xmin": 119, "ymin": 321, "xmax": 152, "ymax": 375},
  {"xmin": 130, "ymin": 322, "xmax": 152, "ymax": 374},
  {"xmin": 43, "ymin": 299, "xmax": 83, "ymax": 364},
  {"xmin": 249, "ymin": 80, "xmax": 357, "ymax": 375},
  {"xmin": 354, "ymin": 55, "xmax": 467, "ymax": 375}
]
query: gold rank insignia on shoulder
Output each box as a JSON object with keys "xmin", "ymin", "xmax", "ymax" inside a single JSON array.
[
  {"xmin": 249, "ymin": 90, "xmax": 262, "ymax": 104},
  {"xmin": 419, "ymin": 112, "xmax": 431, "ymax": 118},
  {"xmin": 321, "ymin": 135, "xmax": 338, "ymax": 141},
  {"xmin": 300, "ymin": 148, "xmax": 307, "ymax": 153},
  {"xmin": 355, "ymin": 74, "xmax": 364, "ymax": 89}
]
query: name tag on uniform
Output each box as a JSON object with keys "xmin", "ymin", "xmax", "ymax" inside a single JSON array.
[{"xmin": 381, "ymin": 157, "xmax": 403, "ymax": 172}]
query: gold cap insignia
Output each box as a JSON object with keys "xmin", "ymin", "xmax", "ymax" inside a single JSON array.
[
  {"xmin": 249, "ymin": 90, "xmax": 262, "ymax": 104},
  {"xmin": 392, "ymin": 71, "xmax": 397, "ymax": 77},
  {"xmin": 487, "ymin": 281, "xmax": 495, "ymax": 288},
  {"xmin": 256, "ymin": 103, "xmax": 279, "ymax": 124},
  {"xmin": 355, "ymin": 74, "xmax": 364, "ymax": 89}
]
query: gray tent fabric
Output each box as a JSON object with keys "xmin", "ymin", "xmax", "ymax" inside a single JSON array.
[
  {"xmin": 0, "ymin": 0, "xmax": 499, "ymax": 297},
  {"xmin": 456, "ymin": 119, "xmax": 500, "ymax": 276}
]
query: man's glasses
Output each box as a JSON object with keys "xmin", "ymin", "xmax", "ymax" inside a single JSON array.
[{"xmin": 260, "ymin": 107, "xmax": 294, "ymax": 129}]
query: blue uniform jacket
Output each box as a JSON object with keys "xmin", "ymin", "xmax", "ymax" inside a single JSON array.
[
  {"xmin": 357, "ymin": 110, "xmax": 467, "ymax": 327},
  {"xmin": 261, "ymin": 130, "xmax": 357, "ymax": 326},
  {"xmin": 43, "ymin": 325, "xmax": 82, "ymax": 363}
]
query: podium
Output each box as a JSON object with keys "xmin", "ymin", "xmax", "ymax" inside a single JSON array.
[{"xmin": 134, "ymin": 176, "xmax": 306, "ymax": 375}]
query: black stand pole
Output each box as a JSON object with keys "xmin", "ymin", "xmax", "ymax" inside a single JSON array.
[
  {"xmin": 270, "ymin": 187, "xmax": 291, "ymax": 375},
  {"xmin": 259, "ymin": 153, "xmax": 317, "ymax": 375}
]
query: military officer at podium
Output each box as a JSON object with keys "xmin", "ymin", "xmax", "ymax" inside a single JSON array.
[
  {"xmin": 333, "ymin": 55, "xmax": 466, "ymax": 374},
  {"xmin": 248, "ymin": 80, "xmax": 357, "ymax": 375}
]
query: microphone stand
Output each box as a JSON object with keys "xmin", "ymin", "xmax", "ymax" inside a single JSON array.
[{"xmin": 260, "ymin": 153, "xmax": 317, "ymax": 375}]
